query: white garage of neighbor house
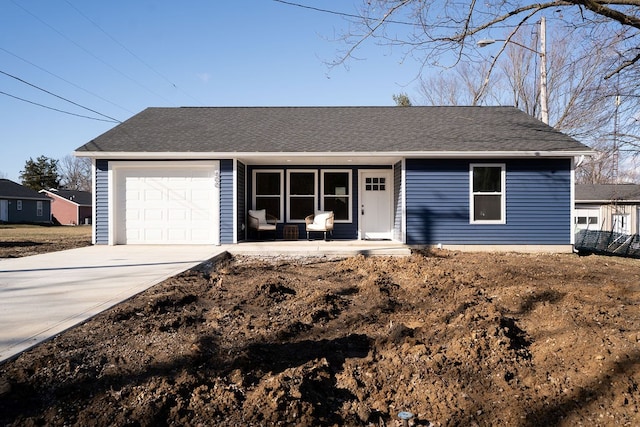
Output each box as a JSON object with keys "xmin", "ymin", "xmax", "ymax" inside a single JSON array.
[{"xmin": 75, "ymin": 106, "xmax": 593, "ymax": 251}]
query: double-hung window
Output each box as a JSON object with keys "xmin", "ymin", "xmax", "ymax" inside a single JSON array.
[
  {"xmin": 470, "ymin": 164, "xmax": 505, "ymax": 224},
  {"xmin": 253, "ymin": 171, "xmax": 283, "ymax": 220},
  {"xmin": 322, "ymin": 171, "xmax": 351, "ymax": 221},
  {"xmin": 287, "ymin": 170, "xmax": 317, "ymax": 222}
]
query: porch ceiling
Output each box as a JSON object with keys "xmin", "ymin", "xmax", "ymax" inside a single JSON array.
[{"xmin": 237, "ymin": 154, "xmax": 403, "ymax": 166}]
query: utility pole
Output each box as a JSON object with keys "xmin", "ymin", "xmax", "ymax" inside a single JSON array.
[
  {"xmin": 539, "ymin": 16, "xmax": 549, "ymax": 125},
  {"xmin": 477, "ymin": 16, "xmax": 549, "ymax": 124}
]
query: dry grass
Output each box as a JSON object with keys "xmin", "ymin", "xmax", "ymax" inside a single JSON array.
[
  {"xmin": 0, "ymin": 224, "xmax": 92, "ymax": 257},
  {"xmin": 0, "ymin": 224, "xmax": 91, "ymax": 239}
]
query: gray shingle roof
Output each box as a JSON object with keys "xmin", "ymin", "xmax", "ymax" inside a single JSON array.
[
  {"xmin": 0, "ymin": 179, "xmax": 51, "ymax": 200},
  {"xmin": 76, "ymin": 106, "xmax": 591, "ymax": 154},
  {"xmin": 576, "ymin": 184, "xmax": 640, "ymax": 202}
]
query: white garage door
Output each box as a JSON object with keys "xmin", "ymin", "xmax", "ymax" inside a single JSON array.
[{"xmin": 114, "ymin": 163, "xmax": 219, "ymax": 245}]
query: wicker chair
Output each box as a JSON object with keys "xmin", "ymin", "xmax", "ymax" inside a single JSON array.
[
  {"xmin": 305, "ymin": 211, "xmax": 334, "ymax": 240},
  {"xmin": 248, "ymin": 209, "xmax": 277, "ymax": 240}
]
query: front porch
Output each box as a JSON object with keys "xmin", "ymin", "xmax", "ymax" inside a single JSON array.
[
  {"xmin": 225, "ymin": 239, "xmax": 412, "ymax": 257},
  {"xmin": 239, "ymin": 163, "xmax": 401, "ymax": 243}
]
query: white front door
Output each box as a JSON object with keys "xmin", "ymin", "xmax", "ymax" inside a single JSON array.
[
  {"xmin": 359, "ymin": 170, "xmax": 393, "ymax": 240},
  {"xmin": 0, "ymin": 200, "xmax": 7, "ymax": 222}
]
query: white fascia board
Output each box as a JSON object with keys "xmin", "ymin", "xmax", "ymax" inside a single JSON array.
[
  {"xmin": 74, "ymin": 150, "xmax": 595, "ymax": 159},
  {"xmin": 577, "ymin": 199, "xmax": 640, "ymax": 204}
]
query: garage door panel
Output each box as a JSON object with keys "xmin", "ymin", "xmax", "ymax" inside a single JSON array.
[
  {"xmin": 126, "ymin": 229, "xmax": 141, "ymax": 242},
  {"xmin": 142, "ymin": 229, "xmax": 163, "ymax": 241},
  {"xmin": 144, "ymin": 189, "xmax": 163, "ymax": 201},
  {"xmin": 168, "ymin": 209, "xmax": 187, "ymax": 221},
  {"xmin": 167, "ymin": 229, "xmax": 187, "ymax": 241},
  {"xmin": 169, "ymin": 190, "xmax": 188, "ymax": 201},
  {"xmin": 191, "ymin": 208, "xmax": 212, "ymax": 221},
  {"xmin": 126, "ymin": 209, "xmax": 140, "ymax": 221},
  {"xmin": 116, "ymin": 164, "xmax": 219, "ymax": 245},
  {"xmin": 126, "ymin": 187, "xmax": 141, "ymax": 198},
  {"xmin": 145, "ymin": 209, "xmax": 164, "ymax": 221}
]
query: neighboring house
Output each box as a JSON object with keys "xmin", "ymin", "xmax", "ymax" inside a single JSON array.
[
  {"xmin": 74, "ymin": 106, "xmax": 593, "ymax": 251},
  {"xmin": 39, "ymin": 189, "xmax": 92, "ymax": 225},
  {"xmin": 575, "ymin": 183, "xmax": 640, "ymax": 235},
  {"xmin": 0, "ymin": 179, "xmax": 52, "ymax": 224}
]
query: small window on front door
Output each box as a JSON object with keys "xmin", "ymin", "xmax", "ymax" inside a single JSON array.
[{"xmin": 365, "ymin": 177, "xmax": 386, "ymax": 191}]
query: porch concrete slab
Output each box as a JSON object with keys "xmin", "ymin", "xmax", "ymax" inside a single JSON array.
[
  {"xmin": 0, "ymin": 245, "xmax": 224, "ymax": 363},
  {"xmin": 225, "ymin": 240, "xmax": 412, "ymax": 257}
]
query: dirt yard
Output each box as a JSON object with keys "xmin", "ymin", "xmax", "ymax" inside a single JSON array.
[{"xmin": 0, "ymin": 231, "xmax": 639, "ymax": 426}]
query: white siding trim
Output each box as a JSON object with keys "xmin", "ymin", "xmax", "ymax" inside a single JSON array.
[{"xmin": 401, "ymin": 159, "xmax": 407, "ymax": 244}]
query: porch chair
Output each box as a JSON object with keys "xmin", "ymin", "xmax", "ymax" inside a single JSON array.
[
  {"xmin": 248, "ymin": 209, "xmax": 277, "ymax": 240},
  {"xmin": 305, "ymin": 211, "xmax": 334, "ymax": 240}
]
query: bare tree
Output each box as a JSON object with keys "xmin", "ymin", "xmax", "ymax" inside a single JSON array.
[
  {"xmin": 576, "ymin": 142, "xmax": 619, "ymax": 183},
  {"xmin": 406, "ymin": 10, "xmax": 638, "ymax": 182},
  {"xmin": 58, "ymin": 155, "xmax": 92, "ymax": 192},
  {"xmin": 418, "ymin": 62, "xmax": 496, "ymax": 106},
  {"xmin": 340, "ymin": 1, "xmax": 640, "ymax": 145},
  {"xmin": 341, "ymin": 1, "xmax": 640, "ymax": 78}
]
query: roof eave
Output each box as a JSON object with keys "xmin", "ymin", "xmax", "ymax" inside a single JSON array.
[
  {"xmin": 0, "ymin": 196, "xmax": 51, "ymax": 201},
  {"xmin": 576, "ymin": 199, "xmax": 640, "ymax": 203},
  {"xmin": 39, "ymin": 190, "xmax": 83, "ymax": 207},
  {"xmin": 74, "ymin": 150, "xmax": 595, "ymax": 160}
]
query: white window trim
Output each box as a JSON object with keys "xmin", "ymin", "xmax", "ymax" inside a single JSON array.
[
  {"xmin": 286, "ymin": 169, "xmax": 318, "ymax": 222},
  {"xmin": 469, "ymin": 163, "xmax": 506, "ymax": 224},
  {"xmin": 612, "ymin": 213, "xmax": 631, "ymax": 234},
  {"xmin": 17, "ymin": 200, "xmax": 22, "ymax": 211},
  {"xmin": 321, "ymin": 169, "xmax": 352, "ymax": 223},
  {"xmin": 252, "ymin": 169, "xmax": 284, "ymax": 222},
  {"xmin": 36, "ymin": 200, "xmax": 43, "ymax": 217}
]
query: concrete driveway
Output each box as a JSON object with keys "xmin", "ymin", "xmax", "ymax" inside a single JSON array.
[{"xmin": 0, "ymin": 245, "xmax": 224, "ymax": 363}]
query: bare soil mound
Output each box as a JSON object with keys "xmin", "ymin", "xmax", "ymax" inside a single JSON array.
[{"xmin": 1, "ymin": 250, "xmax": 639, "ymax": 426}]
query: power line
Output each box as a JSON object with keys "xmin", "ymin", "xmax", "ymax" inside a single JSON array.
[
  {"xmin": 0, "ymin": 46, "xmax": 135, "ymax": 115},
  {"xmin": 63, "ymin": 0, "xmax": 204, "ymax": 106},
  {"xmin": 0, "ymin": 69, "xmax": 121, "ymax": 123},
  {"xmin": 272, "ymin": 0, "xmax": 415, "ymax": 25},
  {"xmin": 0, "ymin": 91, "xmax": 119, "ymax": 123},
  {"xmin": 10, "ymin": 0, "xmax": 175, "ymax": 105},
  {"xmin": 272, "ymin": 1, "xmax": 517, "ymax": 31}
]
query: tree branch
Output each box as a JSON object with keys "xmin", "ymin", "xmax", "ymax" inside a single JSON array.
[
  {"xmin": 329, "ymin": 0, "xmax": 413, "ymax": 68},
  {"xmin": 572, "ymin": 0, "xmax": 640, "ymax": 29}
]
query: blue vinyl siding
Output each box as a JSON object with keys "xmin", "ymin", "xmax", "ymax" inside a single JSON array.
[
  {"xmin": 219, "ymin": 160, "xmax": 234, "ymax": 244},
  {"xmin": 406, "ymin": 158, "xmax": 572, "ymax": 245},
  {"xmin": 237, "ymin": 161, "xmax": 246, "ymax": 241},
  {"xmin": 95, "ymin": 160, "xmax": 109, "ymax": 244}
]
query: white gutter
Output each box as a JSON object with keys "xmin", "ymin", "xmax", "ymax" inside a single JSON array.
[{"xmin": 74, "ymin": 150, "xmax": 595, "ymax": 159}]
